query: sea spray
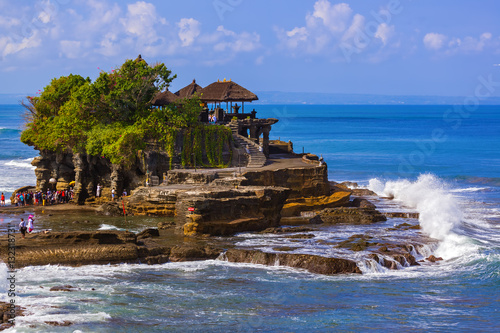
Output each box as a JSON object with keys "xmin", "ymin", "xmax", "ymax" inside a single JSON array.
[{"xmin": 368, "ymin": 174, "xmax": 476, "ymax": 260}]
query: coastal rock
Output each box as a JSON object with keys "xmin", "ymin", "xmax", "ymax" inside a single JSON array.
[
  {"xmin": 426, "ymin": 255, "xmax": 443, "ymax": 262},
  {"xmin": 349, "ymin": 198, "xmax": 376, "ymax": 209},
  {"xmin": 169, "ymin": 245, "xmax": 221, "ymax": 262},
  {"xmin": 383, "ymin": 212, "xmax": 420, "ymax": 219},
  {"xmin": 144, "ymin": 255, "xmax": 169, "ymax": 265},
  {"xmin": 96, "ymin": 202, "xmax": 124, "ymax": 216},
  {"xmin": 177, "ymin": 186, "xmax": 290, "ymax": 236},
  {"xmin": 136, "ymin": 228, "xmax": 160, "ymax": 239},
  {"xmin": 224, "ymin": 249, "xmax": 361, "ymax": 275},
  {"xmin": 167, "ymin": 170, "xmax": 216, "ymax": 185},
  {"xmin": 0, "ymin": 301, "xmax": 25, "ymax": 329},
  {"xmin": 0, "ymin": 231, "xmax": 140, "ymax": 268},
  {"xmin": 351, "ymin": 188, "xmax": 377, "ymax": 196},
  {"xmin": 125, "ymin": 187, "xmax": 178, "ymax": 216},
  {"xmin": 281, "ymin": 191, "xmax": 351, "ymax": 217},
  {"xmin": 308, "ymin": 215, "xmax": 324, "ymax": 224},
  {"xmin": 157, "ymin": 221, "xmax": 176, "ymax": 229},
  {"xmin": 320, "ymin": 207, "xmax": 387, "ymax": 224},
  {"xmin": 45, "ymin": 321, "xmax": 73, "ymax": 327},
  {"xmin": 393, "ymin": 253, "xmax": 420, "ymax": 267},
  {"xmin": 50, "ymin": 285, "xmax": 80, "ymax": 292},
  {"xmin": 241, "ymin": 165, "xmax": 330, "ymax": 198}
]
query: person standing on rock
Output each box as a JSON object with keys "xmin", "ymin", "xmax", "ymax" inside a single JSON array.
[
  {"xmin": 19, "ymin": 218, "xmax": 27, "ymax": 239},
  {"xmin": 96, "ymin": 184, "xmax": 101, "ymax": 198},
  {"xmin": 112, "ymin": 189, "xmax": 116, "ymax": 201},
  {"xmin": 0, "ymin": 192, "xmax": 4, "ymax": 206},
  {"xmin": 27, "ymin": 215, "xmax": 35, "ymax": 233}
]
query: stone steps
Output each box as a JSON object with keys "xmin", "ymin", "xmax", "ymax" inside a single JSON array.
[{"xmin": 232, "ymin": 134, "xmax": 266, "ymax": 168}]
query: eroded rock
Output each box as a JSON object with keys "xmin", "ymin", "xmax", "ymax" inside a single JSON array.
[
  {"xmin": 224, "ymin": 249, "xmax": 361, "ymax": 275},
  {"xmin": 320, "ymin": 207, "xmax": 387, "ymax": 224}
]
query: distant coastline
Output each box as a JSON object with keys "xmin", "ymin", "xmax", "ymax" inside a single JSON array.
[
  {"xmin": 3, "ymin": 92, "xmax": 500, "ymax": 106},
  {"xmin": 253, "ymin": 91, "xmax": 500, "ymax": 105}
]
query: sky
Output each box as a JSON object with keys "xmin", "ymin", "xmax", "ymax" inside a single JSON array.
[{"xmin": 1, "ymin": 0, "xmax": 500, "ymax": 98}]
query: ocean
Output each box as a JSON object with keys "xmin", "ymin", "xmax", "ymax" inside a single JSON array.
[{"xmin": 0, "ymin": 103, "xmax": 499, "ymax": 332}]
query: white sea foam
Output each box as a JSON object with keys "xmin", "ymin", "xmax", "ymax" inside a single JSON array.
[
  {"xmin": 98, "ymin": 224, "xmax": 124, "ymax": 231},
  {"xmin": 4, "ymin": 158, "xmax": 35, "ymax": 169},
  {"xmin": 451, "ymin": 187, "xmax": 489, "ymax": 193},
  {"xmin": 368, "ymin": 174, "xmax": 477, "ymax": 260}
]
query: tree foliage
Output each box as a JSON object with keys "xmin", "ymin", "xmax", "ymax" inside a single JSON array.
[{"xmin": 20, "ymin": 57, "xmax": 227, "ymax": 167}]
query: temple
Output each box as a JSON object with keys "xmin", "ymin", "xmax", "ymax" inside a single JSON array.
[{"xmin": 153, "ymin": 78, "xmax": 279, "ymax": 162}]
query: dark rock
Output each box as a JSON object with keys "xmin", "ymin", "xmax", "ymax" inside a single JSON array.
[
  {"xmin": 349, "ymin": 198, "xmax": 376, "ymax": 209},
  {"xmin": 145, "ymin": 255, "xmax": 169, "ymax": 265},
  {"xmin": 320, "ymin": 207, "xmax": 387, "ymax": 224},
  {"xmin": 285, "ymin": 234, "xmax": 315, "ymax": 239},
  {"xmin": 393, "ymin": 253, "xmax": 420, "ymax": 266},
  {"xmin": 45, "ymin": 321, "xmax": 73, "ymax": 326},
  {"xmin": 351, "ymin": 188, "xmax": 377, "ymax": 196},
  {"xmin": 308, "ymin": 215, "xmax": 324, "ymax": 224},
  {"xmin": 378, "ymin": 246, "xmax": 389, "ymax": 252},
  {"xmin": 169, "ymin": 245, "xmax": 221, "ymax": 262},
  {"xmin": 384, "ymin": 212, "xmax": 420, "ymax": 219},
  {"xmin": 225, "ymin": 249, "xmax": 361, "ymax": 275},
  {"xmin": 50, "ymin": 285, "xmax": 79, "ymax": 292},
  {"xmin": 259, "ymin": 227, "xmax": 283, "ymax": 234},
  {"xmin": 426, "ymin": 255, "xmax": 443, "ymax": 262},
  {"xmin": 136, "ymin": 228, "xmax": 160, "ymax": 239},
  {"xmin": 96, "ymin": 202, "xmax": 123, "ymax": 216},
  {"xmin": 273, "ymin": 246, "xmax": 298, "ymax": 252},
  {"xmin": 157, "ymin": 221, "xmax": 176, "ymax": 229},
  {"xmin": 283, "ymin": 226, "xmax": 316, "ymax": 233}
]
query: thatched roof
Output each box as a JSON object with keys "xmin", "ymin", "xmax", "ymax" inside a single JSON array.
[
  {"xmin": 175, "ymin": 79, "xmax": 203, "ymax": 99},
  {"xmin": 135, "ymin": 54, "xmax": 148, "ymax": 66},
  {"xmin": 199, "ymin": 80, "xmax": 258, "ymax": 102},
  {"xmin": 152, "ymin": 89, "xmax": 178, "ymax": 106}
]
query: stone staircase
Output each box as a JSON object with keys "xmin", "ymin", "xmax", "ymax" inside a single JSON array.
[{"xmin": 232, "ymin": 133, "xmax": 267, "ymax": 168}]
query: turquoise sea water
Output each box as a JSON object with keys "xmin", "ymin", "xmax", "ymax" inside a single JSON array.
[{"xmin": 0, "ymin": 104, "xmax": 499, "ymax": 332}]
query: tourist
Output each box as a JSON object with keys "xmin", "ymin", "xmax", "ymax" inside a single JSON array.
[
  {"xmin": 0, "ymin": 192, "xmax": 4, "ymax": 206},
  {"xmin": 27, "ymin": 215, "xmax": 34, "ymax": 233},
  {"xmin": 245, "ymin": 145, "xmax": 250, "ymax": 154},
  {"xmin": 19, "ymin": 218, "xmax": 27, "ymax": 239},
  {"xmin": 122, "ymin": 189, "xmax": 128, "ymax": 197},
  {"xmin": 19, "ymin": 193, "xmax": 25, "ymax": 206},
  {"xmin": 112, "ymin": 188, "xmax": 116, "ymax": 201},
  {"xmin": 96, "ymin": 184, "xmax": 101, "ymax": 198},
  {"xmin": 213, "ymin": 115, "xmax": 217, "ymax": 123}
]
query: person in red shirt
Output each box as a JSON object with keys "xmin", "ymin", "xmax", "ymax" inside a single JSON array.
[{"xmin": 0, "ymin": 193, "xmax": 5, "ymax": 206}]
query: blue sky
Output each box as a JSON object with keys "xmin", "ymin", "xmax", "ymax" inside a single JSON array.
[{"xmin": 1, "ymin": 0, "xmax": 500, "ymax": 97}]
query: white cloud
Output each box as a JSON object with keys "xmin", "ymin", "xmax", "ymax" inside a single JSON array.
[
  {"xmin": 277, "ymin": 1, "xmax": 397, "ymax": 61},
  {"xmin": 423, "ymin": 32, "xmax": 447, "ymax": 50},
  {"xmin": 206, "ymin": 25, "xmax": 260, "ymax": 53},
  {"xmin": 284, "ymin": 27, "xmax": 308, "ymax": 49},
  {"xmin": 306, "ymin": 1, "xmax": 352, "ymax": 33},
  {"xmin": 178, "ymin": 18, "xmax": 200, "ymax": 47},
  {"xmin": 341, "ymin": 13, "xmax": 365, "ymax": 43},
  {"xmin": 60, "ymin": 40, "xmax": 81, "ymax": 59},
  {"xmin": 1, "ymin": 30, "xmax": 42, "ymax": 58},
  {"xmin": 121, "ymin": 1, "xmax": 165, "ymax": 45},
  {"xmin": 0, "ymin": 16, "xmax": 21, "ymax": 27},
  {"xmin": 375, "ymin": 23, "xmax": 394, "ymax": 46},
  {"xmin": 425, "ymin": 31, "xmax": 497, "ymax": 54}
]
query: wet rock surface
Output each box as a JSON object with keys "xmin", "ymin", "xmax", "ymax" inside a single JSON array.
[
  {"xmin": 319, "ymin": 207, "xmax": 387, "ymax": 224},
  {"xmin": 0, "ymin": 302, "xmax": 25, "ymax": 331},
  {"xmin": 224, "ymin": 249, "xmax": 362, "ymax": 275}
]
